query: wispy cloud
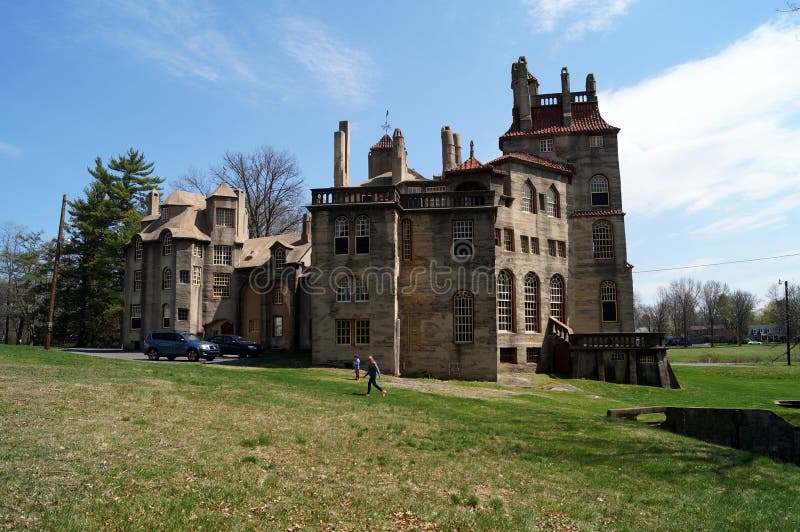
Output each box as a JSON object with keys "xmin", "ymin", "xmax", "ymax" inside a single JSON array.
[
  {"xmin": 521, "ymin": 0, "xmax": 636, "ymax": 39},
  {"xmin": 280, "ymin": 18, "xmax": 374, "ymax": 106},
  {"xmin": 0, "ymin": 141, "xmax": 22, "ymax": 157},
  {"xmin": 602, "ymin": 19, "xmax": 800, "ymax": 236}
]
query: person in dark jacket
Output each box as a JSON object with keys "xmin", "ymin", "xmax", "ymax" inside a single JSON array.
[{"xmin": 364, "ymin": 355, "xmax": 386, "ymax": 397}]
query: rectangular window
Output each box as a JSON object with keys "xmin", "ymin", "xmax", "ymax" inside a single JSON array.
[
  {"xmin": 454, "ymin": 293, "xmax": 474, "ymax": 343},
  {"xmin": 503, "ymin": 228, "xmax": 514, "ymax": 252},
  {"xmin": 130, "ymin": 304, "xmax": 141, "ymax": 329},
  {"xmin": 539, "ymin": 138, "xmax": 554, "ymax": 153},
  {"xmin": 355, "ymin": 319, "xmax": 370, "ymax": 345},
  {"xmin": 335, "ymin": 218, "xmax": 349, "ymax": 255},
  {"xmin": 548, "ymin": 240, "xmax": 557, "ymax": 257},
  {"xmin": 216, "ymin": 207, "xmax": 235, "ymax": 228},
  {"xmin": 192, "ymin": 265, "xmax": 202, "ymax": 286},
  {"xmin": 248, "ymin": 319, "xmax": 259, "ymax": 333},
  {"xmin": 407, "ymin": 186, "xmax": 422, "ymax": 194},
  {"xmin": 134, "ymin": 239, "xmax": 142, "ymax": 260},
  {"xmin": 426, "ymin": 186, "xmax": 447, "ymax": 193},
  {"xmin": 526, "ymin": 347, "xmax": 541, "ymax": 363},
  {"xmin": 192, "ymin": 243, "xmax": 203, "ymax": 258},
  {"xmin": 499, "ymin": 347, "xmax": 517, "ymax": 363},
  {"xmin": 133, "ymin": 270, "xmax": 142, "ymax": 291},
  {"xmin": 273, "ymin": 316, "xmax": 283, "ymax": 337},
  {"xmin": 611, "ymin": 352, "xmax": 625, "ymax": 362},
  {"xmin": 538, "ymin": 193, "xmax": 546, "ymax": 211},
  {"xmin": 212, "ymin": 272, "xmax": 231, "ymax": 298},
  {"xmin": 273, "ymin": 284, "xmax": 283, "ymax": 305},
  {"xmin": 557, "ymin": 241, "xmax": 566, "ymax": 258},
  {"xmin": 520, "ymin": 236, "xmax": 529, "ymax": 254},
  {"xmin": 354, "ymin": 278, "xmax": 369, "ymax": 302},
  {"xmin": 640, "ymin": 354, "xmax": 656, "ymax": 365},
  {"xmin": 401, "ymin": 220, "xmax": 413, "ymax": 261},
  {"xmin": 336, "ymin": 277, "xmax": 351, "ymax": 303},
  {"xmin": 494, "ymin": 228, "xmax": 501, "ymax": 247},
  {"xmin": 531, "ymin": 237, "xmax": 540, "ymax": 255},
  {"xmin": 452, "ymin": 220, "xmax": 474, "ymax": 259},
  {"xmin": 161, "ymin": 207, "xmax": 170, "ymax": 222},
  {"xmin": 335, "ymin": 319, "xmax": 351, "ymax": 345},
  {"xmin": 589, "ymin": 135, "xmax": 604, "ymax": 148},
  {"xmin": 213, "ymin": 245, "xmax": 232, "ymax": 265},
  {"xmin": 179, "ymin": 270, "xmax": 190, "ymax": 284},
  {"xmin": 178, "ymin": 308, "xmax": 189, "ymax": 321}
]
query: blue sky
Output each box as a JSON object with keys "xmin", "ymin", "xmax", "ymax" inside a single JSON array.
[{"xmin": 1, "ymin": 0, "xmax": 799, "ymax": 305}]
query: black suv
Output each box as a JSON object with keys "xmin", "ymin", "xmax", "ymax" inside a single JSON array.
[
  {"xmin": 206, "ymin": 335, "xmax": 263, "ymax": 357},
  {"xmin": 143, "ymin": 331, "xmax": 220, "ymax": 361}
]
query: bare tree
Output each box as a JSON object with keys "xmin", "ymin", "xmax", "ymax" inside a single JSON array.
[
  {"xmin": 765, "ymin": 282, "xmax": 800, "ymax": 342},
  {"xmin": 651, "ymin": 287, "xmax": 671, "ymax": 334},
  {"xmin": 668, "ymin": 278, "xmax": 700, "ymax": 345},
  {"xmin": 174, "ymin": 146, "xmax": 305, "ymax": 237},
  {"xmin": 700, "ymin": 280, "xmax": 728, "ymax": 346},
  {"xmin": 728, "ymin": 290, "xmax": 758, "ymax": 345}
]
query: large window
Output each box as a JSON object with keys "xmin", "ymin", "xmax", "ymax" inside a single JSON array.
[
  {"xmin": 497, "ymin": 270, "xmax": 513, "ymax": 331},
  {"xmin": 162, "ymin": 232, "xmax": 172, "ymax": 256},
  {"xmin": 335, "ymin": 319, "xmax": 351, "ymax": 345},
  {"xmin": 133, "ymin": 270, "xmax": 142, "ymax": 291},
  {"xmin": 216, "ymin": 207, "xmax": 235, "ymax": 228},
  {"xmin": 592, "ymin": 220, "xmax": 614, "ymax": 259},
  {"xmin": 162, "ymin": 268, "xmax": 172, "ymax": 290},
  {"xmin": 274, "ymin": 247, "xmax": 286, "ymax": 269},
  {"xmin": 213, "ymin": 272, "xmax": 231, "ymax": 298},
  {"xmin": 334, "ymin": 217, "xmax": 349, "ymax": 255},
  {"xmin": 601, "ymin": 281, "xmax": 618, "ymax": 322},
  {"xmin": 401, "ymin": 219, "xmax": 413, "ymax": 261},
  {"xmin": 336, "ymin": 276, "xmax": 351, "ymax": 302},
  {"xmin": 192, "ymin": 265, "xmax": 202, "ymax": 286},
  {"xmin": 355, "ymin": 215, "xmax": 370, "ymax": 254},
  {"xmin": 452, "ymin": 220, "xmax": 474, "ymax": 259},
  {"xmin": 214, "ymin": 245, "xmax": 232, "ymax": 265},
  {"xmin": 273, "ymin": 283, "xmax": 283, "ymax": 305},
  {"xmin": 354, "ymin": 278, "xmax": 369, "ymax": 302},
  {"xmin": 546, "ymin": 187, "xmax": 560, "ymax": 217},
  {"xmin": 130, "ymin": 304, "xmax": 141, "ymax": 329},
  {"xmin": 524, "ymin": 273, "xmax": 540, "ymax": 333},
  {"xmin": 590, "ymin": 175, "xmax": 610, "ymax": 206},
  {"xmin": 453, "ymin": 291, "xmax": 474, "ymax": 343},
  {"xmin": 355, "ymin": 320, "xmax": 370, "ymax": 345},
  {"xmin": 134, "ymin": 238, "xmax": 142, "ymax": 260},
  {"xmin": 550, "ymin": 275, "xmax": 565, "ymax": 321},
  {"xmin": 522, "ymin": 182, "xmax": 535, "ymax": 213}
]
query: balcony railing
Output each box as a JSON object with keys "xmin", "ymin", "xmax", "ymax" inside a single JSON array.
[
  {"xmin": 571, "ymin": 332, "xmax": 664, "ymax": 350},
  {"xmin": 400, "ymin": 190, "xmax": 495, "ymax": 209},
  {"xmin": 311, "ymin": 186, "xmax": 399, "ymax": 205}
]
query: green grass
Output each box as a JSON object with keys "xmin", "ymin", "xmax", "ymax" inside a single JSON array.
[
  {"xmin": 666, "ymin": 343, "xmax": 793, "ymax": 364},
  {"xmin": 1, "ymin": 345, "xmax": 799, "ymax": 530}
]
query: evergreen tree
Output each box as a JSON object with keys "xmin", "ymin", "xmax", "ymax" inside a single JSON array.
[{"xmin": 60, "ymin": 149, "xmax": 162, "ymax": 346}]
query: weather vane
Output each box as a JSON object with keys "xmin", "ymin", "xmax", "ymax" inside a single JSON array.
[{"xmin": 381, "ymin": 110, "xmax": 391, "ymax": 135}]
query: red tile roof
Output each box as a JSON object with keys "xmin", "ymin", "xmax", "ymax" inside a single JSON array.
[
  {"xmin": 371, "ymin": 134, "xmax": 393, "ymax": 150},
  {"xmin": 502, "ymin": 101, "xmax": 619, "ymax": 138},
  {"xmin": 489, "ymin": 152, "xmax": 574, "ymax": 174},
  {"xmin": 452, "ymin": 156, "xmax": 485, "ymax": 171},
  {"xmin": 570, "ymin": 209, "xmax": 625, "ymax": 218}
]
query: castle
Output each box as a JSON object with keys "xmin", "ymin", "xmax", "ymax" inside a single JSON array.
[{"xmin": 123, "ymin": 57, "xmax": 674, "ymax": 386}]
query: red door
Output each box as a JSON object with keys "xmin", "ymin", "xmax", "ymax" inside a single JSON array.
[
  {"xmin": 554, "ymin": 343, "xmax": 570, "ymax": 374},
  {"xmin": 221, "ymin": 321, "xmax": 234, "ymax": 334}
]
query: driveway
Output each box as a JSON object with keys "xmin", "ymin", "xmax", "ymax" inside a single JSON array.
[{"xmin": 62, "ymin": 348, "xmax": 243, "ymax": 365}]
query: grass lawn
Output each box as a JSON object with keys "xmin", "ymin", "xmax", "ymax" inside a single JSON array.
[
  {"xmin": 1, "ymin": 345, "xmax": 799, "ymax": 530},
  {"xmin": 666, "ymin": 343, "xmax": 794, "ymax": 364}
]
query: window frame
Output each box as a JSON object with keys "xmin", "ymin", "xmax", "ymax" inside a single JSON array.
[
  {"xmin": 336, "ymin": 276, "xmax": 351, "ymax": 303},
  {"xmin": 452, "ymin": 219, "xmax": 474, "ymax": 259},
  {"xmin": 133, "ymin": 270, "xmax": 142, "ymax": 291},
  {"xmin": 355, "ymin": 215, "xmax": 370, "ymax": 254},
  {"xmin": 273, "ymin": 316, "xmax": 284, "ymax": 337},
  {"xmin": 273, "ymin": 247, "xmax": 286, "ymax": 269},
  {"xmin": 273, "ymin": 283, "xmax": 283, "ymax": 305},
  {"xmin": 212, "ymin": 272, "xmax": 231, "ymax": 298},
  {"xmin": 192, "ymin": 265, "xmax": 202, "ymax": 286},
  {"xmin": 355, "ymin": 319, "xmax": 370, "ymax": 345},
  {"xmin": 177, "ymin": 307, "xmax": 189, "ymax": 321},
  {"xmin": 524, "ymin": 272, "xmax": 540, "ymax": 333},
  {"xmin": 503, "ymin": 228, "xmax": 514, "ymax": 252},
  {"xmin": 549, "ymin": 275, "xmax": 565, "ymax": 322},
  {"xmin": 130, "ymin": 304, "xmax": 142, "ymax": 330},
  {"xmin": 215, "ymin": 207, "xmax": 235, "ymax": 228},
  {"xmin": 162, "ymin": 268, "xmax": 172, "ymax": 290},
  {"xmin": 162, "ymin": 232, "xmax": 172, "ymax": 256},
  {"xmin": 213, "ymin": 245, "xmax": 232, "ymax": 265},
  {"xmin": 600, "ymin": 280, "xmax": 618, "ymax": 323},
  {"xmin": 546, "ymin": 186, "xmax": 560, "ymax": 218},
  {"xmin": 539, "ymin": 138, "xmax": 554, "ymax": 153},
  {"xmin": 453, "ymin": 290, "xmax": 474, "ymax": 344},
  {"xmin": 592, "ymin": 220, "xmax": 615, "ymax": 259},
  {"xmin": 334, "ymin": 217, "xmax": 349, "ymax": 255},
  {"xmin": 179, "ymin": 270, "xmax": 190, "ymax": 284},
  {"xmin": 590, "ymin": 175, "xmax": 610, "ymax": 206},
  {"xmin": 522, "ymin": 182, "xmax": 536, "ymax": 213},
  {"xmin": 401, "ymin": 219, "xmax": 413, "ymax": 261},
  {"xmin": 335, "ymin": 319, "xmax": 351, "ymax": 345},
  {"xmin": 589, "ymin": 135, "xmax": 604, "ymax": 148},
  {"xmin": 497, "ymin": 270, "xmax": 514, "ymax": 332},
  {"xmin": 134, "ymin": 238, "xmax": 142, "ymax": 260}
]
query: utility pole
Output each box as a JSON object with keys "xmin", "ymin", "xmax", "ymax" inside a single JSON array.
[
  {"xmin": 784, "ymin": 280, "xmax": 791, "ymax": 366},
  {"xmin": 45, "ymin": 195, "xmax": 67, "ymax": 350}
]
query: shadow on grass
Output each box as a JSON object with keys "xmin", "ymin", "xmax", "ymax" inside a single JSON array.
[{"xmin": 212, "ymin": 350, "xmax": 312, "ymax": 369}]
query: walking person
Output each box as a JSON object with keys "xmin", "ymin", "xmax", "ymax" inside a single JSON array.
[
  {"xmin": 364, "ymin": 355, "xmax": 386, "ymax": 397},
  {"xmin": 353, "ymin": 354, "xmax": 361, "ymax": 381}
]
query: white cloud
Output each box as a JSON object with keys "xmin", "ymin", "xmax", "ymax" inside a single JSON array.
[
  {"xmin": 0, "ymin": 141, "xmax": 22, "ymax": 157},
  {"xmin": 603, "ymin": 19, "xmax": 800, "ymax": 236},
  {"xmin": 280, "ymin": 19, "xmax": 374, "ymax": 106},
  {"xmin": 521, "ymin": 0, "xmax": 636, "ymax": 39}
]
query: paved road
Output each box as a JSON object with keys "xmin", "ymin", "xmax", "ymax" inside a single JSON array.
[{"xmin": 62, "ymin": 348, "xmax": 248, "ymax": 365}]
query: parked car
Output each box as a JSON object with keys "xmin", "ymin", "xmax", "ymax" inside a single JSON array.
[
  {"xmin": 747, "ymin": 340, "xmax": 763, "ymax": 345},
  {"xmin": 206, "ymin": 335, "xmax": 263, "ymax": 357},
  {"xmin": 665, "ymin": 337, "xmax": 692, "ymax": 347},
  {"xmin": 143, "ymin": 331, "xmax": 219, "ymax": 361}
]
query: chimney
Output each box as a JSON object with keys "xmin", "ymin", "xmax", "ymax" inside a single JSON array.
[
  {"xmin": 453, "ymin": 133, "xmax": 462, "ymax": 165},
  {"xmin": 586, "ymin": 73, "xmax": 597, "ymax": 102},
  {"xmin": 301, "ymin": 213, "xmax": 311, "ymax": 244},
  {"xmin": 561, "ymin": 67, "xmax": 572, "ymax": 127},
  {"xmin": 236, "ymin": 188, "xmax": 248, "ymax": 240},
  {"xmin": 391, "ymin": 128, "xmax": 407, "ymax": 185},
  {"xmin": 333, "ymin": 121, "xmax": 350, "ymax": 187},
  {"xmin": 512, "ymin": 57, "xmax": 532, "ymax": 131},
  {"xmin": 440, "ymin": 126, "xmax": 456, "ymax": 172},
  {"xmin": 147, "ymin": 189, "xmax": 160, "ymax": 217}
]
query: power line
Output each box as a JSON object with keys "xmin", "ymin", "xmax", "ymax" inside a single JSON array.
[{"xmin": 633, "ymin": 251, "xmax": 800, "ymax": 274}]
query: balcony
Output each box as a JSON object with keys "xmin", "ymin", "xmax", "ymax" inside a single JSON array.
[
  {"xmin": 311, "ymin": 186, "xmax": 399, "ymax": 205},
  {"xmin": 400, "ymin": 190, "xmax": 495, "ymax": 209},
  {"xmin": 310, "ymin": 187, "xmax": 496, "ymax": 210}
]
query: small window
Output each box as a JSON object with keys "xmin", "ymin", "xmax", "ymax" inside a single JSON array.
[
  {"xmin": 192, "ymin": 243, "xmax": 203, "ymax": 258},
  {"xmin": 335, "ymin": 319, "xmax": 351, "ymax": 345},
  {"xmin": 162, "ymin": 268, "xmax": 172, "ymax": 290},
  {"xmin": 526, "ymin": 347, "xmax": 541, "ymax": 363},
  {"xmin": 557, "ymin": 241, "xmax": 566, "ymax": 258},
  {"xmin": 401, "ymin": 219, "xmax": 413, "ymax": 261},
  {"xmin": 452, "ymin": 220, "xmax": 474, "ymax": 259},
  {"xmin": 546, "ymin": 187, "xmax": 560, "ymax": 217},
  {"xmin": 161, "ymin": 207, "xmax": 170, "ymax": 222},
  {"xmin": 531, "ymin": 237, "xmax": 540, "ymax": 255},
  {"xmin": 355, "ymin": 215, "xmax": 370, "ymax": 254},
  {"xmin": 592, "ymin": 221, "xmax": 614, "ymax": 259},
  {"xmin": 611, "ymin": 352, "xmax": 625, "ymax": 362},
  {"xmin": 355, "ymin": 320, "xmax": 370, "ymax": 345},
  {"xmin": 640, "ymin": 354, "xmax": 656, "ymax": 365},
  {"xmin": 133, "ymin": 270, "xmax": 142, "ymax": 291},
  {"xmin": 162, "ymin": 232, "xmax": 172, "ymax": 256},
  {"xmin": 216, "ymin": 207, "xmax": 235, "ymax": 228},
  {"xmin": 601, "ymin": 281, "xmax": 618, "ymax": 322},
  {"xmin": 499, "ymin": 347, "xmax": 517, "ymax": 363},
  {"xmin": 520, "ymin": 236, "xmax": 529, "ymax": 254},
  {"xmin": 354, "ymin": 278, "xmax": 369, "ymax": 302},
  {"xmin": 248, "ymin": 319, "xmax": 259, "ymax": 333},
  {"xmin": 214, "ymin": 245, "xmax": 232, "ymax": 265},
  {"xmin": 179, "ymin": 270, "xmax": 189, "ymax": 284},
  {"xmin": 503, "ymin": 228, "xmax": 514, "ymax": 252},
  {"xmin": 589, "ymin": 135, "xmax": 604, "ymax": 148},
  {"xmin": 538, "ymin": 193, "xmax": 546, "ymax": 212},
  {"xmin": 494, "ymin": 228, "xmax": 501, "ymax": 247},
  {"xmin": 134, "ymin": 238, "xmax": 143, "ymax": 260},
  {"xmin": 273, "ymin": 316, "xmax": 283, "ymax": 337},
  {"xmin": 548, "ymin": 240, "xmax": 557, "ymax": 257},
  {"xmin": 192, "ymin": 265, "xmax": 202, "ymax": 286},
  {"xmin": 274, "ymin": 247, "xmax": 286, "ymax": 269},
  {"xmin": 273, "ymin": 284, "xmax": 283, "ymax": 305},
  {"xmin": 178, "ymin": 308, "xmax": 189, "ymax": 321},
  {"xmin": 539, "ymin": 138, "xmax": 554, "ymax": 153},
  {"xmin": 130, "ymin": 304, "xmax": 142, "ymax": 329},
  {"xmin": 454, "ymin": 291, "xmax": 474, "ymax": 343},
  {"xmin": 213, "ymin": 272, "xmax": 231, "ymax": 298},
  {"xmin": 161, "ymin": 304, "xmax": 170, "ymax": 329},
  {"xmin": 334, "ymin": 217, "xmax": 349, "ymax": 255},
  {"xmin": 336, "ymin": 276, "xmax": 351, "ymax": 303},
  {"xmin": 590, "ymin": 175, "xmax": 609, "ymax": 206}
]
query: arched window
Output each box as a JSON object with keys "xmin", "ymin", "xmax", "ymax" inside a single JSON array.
[
  {"xmin": 524, "ymin": 273, "xmax": 540, "ymax": 332},
  {"xmin": 334, "ymin": 217, "xmax": 349, "ymax": 255},
  {"xmin": 590, "ymin": 175, "xmax": 609, "ymax": 206},
  {"xmin": 355, "ymin": 215, "xmax": 370, "ymax": 254},
  {"xmin": 161, "ymin": 304, "xmax": 170, "ymax": 328},
  {"xmin": 273, "ymin": 247, "xmax": 286, "ymax": 269},
  {"xmin": 401, "ymin": 219, "xmax": 413, "ymax": 261},
  {"xmin": 134, "ymin": 237, "xmax": 142, "ymax": 260},
  {"xmin": 453, "ymin": 291, "xmax": 474, "ymax": 343},
  {"xmin": 497, "ymin": 270, "xmax": 514, "ymax": 331},
  {"xmin": 162, "ymin": 268, "xmax": 172, "ymax": 290},
  {"xmin": 162, "ymin": 231, "xmax": 172, "ymax": 256},
  {"xmin": 522, "ymin": 182, "xmax": 535, "ymax": 213},
  {"xmin": 546, "ymin": 186, "xmax": 560, "ymax": 218},
  {"xmin": 601, "ymin": 281, "xmax": 618, "ymax": 322},
  {"xmin": 592, "ymin": 220, "xmax": 614, "ymax": 259},
  {"xmin": 550, "ymin": 275, "xmax": 565, "ymax": 322},
  {"xmin": 335, "ymin": 276, "xmax": 351, "ymax": 302}
]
